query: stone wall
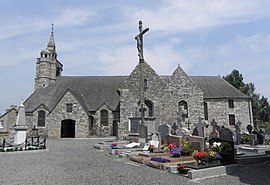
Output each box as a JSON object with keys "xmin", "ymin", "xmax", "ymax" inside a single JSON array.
[{"xmin": 47, "ymin": 91, "xmax": 89, "ymax": 138}]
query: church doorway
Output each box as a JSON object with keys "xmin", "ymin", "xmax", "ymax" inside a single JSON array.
[{"xmin": 61, "ymin": 119, "xmax": 75, "ymax": 138}]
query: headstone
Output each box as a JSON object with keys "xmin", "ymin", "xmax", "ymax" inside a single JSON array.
[
  {"xmin": 209, "ymin": 119, "xmax": 219, "ymax": 139},
  {"xmin": 184, "ymin": 135, "xmax": 204, "ymax": 152},
  {"xmin": 192, "ymin": 127, "xmax": 199, "ymax": 136},
  {"xmin": 139, "ymin": 124, "xmax": 148, "ymax": 144},
  {"xmin": 13, "ymin": 102, "xmax": 28, "ymax": 145},
  {"xmin": 219, "ymin": 128, "xmax": 233, "ymax": 142},
  {"xmin": 247, "ymin": 124, "xmax": 253, "ymax": 134},
  {"xmin": 234, "ymin": 121, "xmax": 242, "ymax": 145},
  {"xmin": 194, "ymin": 117, "xmax": 208, "ymax": 137},
  {"xmin": 130, "ymin": 118, "xmax": 140, "ymax": 133},
  {"xmin": 158, "ymin": 124, "xmax": 172, "ymax": 144},
  {"xmin": 256, "ymin": 132, "xmax": 264, "ymax": 144},
  {"xmin": 149, "ymin": 133, "xmax": 159, "ymax": 148},
  {"xmin": 264, "ymin": 128, "xmax": 270, "ymax": 145}
]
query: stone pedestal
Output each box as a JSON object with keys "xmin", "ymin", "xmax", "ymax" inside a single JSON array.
[{"xmin": 14, "ymin": 125, "xmax": 28, "ymax": 144}]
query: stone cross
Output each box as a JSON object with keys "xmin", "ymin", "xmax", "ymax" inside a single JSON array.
[
  {"xmin": 194, "ymin": 117, "xmax": 208, "ymax": 138},
  {"xmin": 235, "ymin": 121, "xmax": 242, "ymax": 145},
  {"xmin": 135, "ymin": 20, "xmax": 149, "ymax": 62},
  {"xmin": 209, "ymin": 119, "xmax": 219, "ymax": 138}
]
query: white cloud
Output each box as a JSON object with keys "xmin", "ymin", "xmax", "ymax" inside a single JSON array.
[{"xmin": 122, "ymin": 0, "xmax": 270, "ymax": 32}]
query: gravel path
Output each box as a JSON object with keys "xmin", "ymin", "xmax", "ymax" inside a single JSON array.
[{"xmin": 0, "ymin": 139, "xmax": 269, "ymax": 185}]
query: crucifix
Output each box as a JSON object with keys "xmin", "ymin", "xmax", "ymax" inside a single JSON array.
[
  {"xmin": 135, "ymin": 20, "xmax": 149, "ymax": 62},
  {"xmin": 135, "ymin": 21, "xmax": 149, "ymax": 142}
]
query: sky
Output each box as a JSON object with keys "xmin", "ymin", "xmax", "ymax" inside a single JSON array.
[{"xmin": 1, "ymin": 0, "xmax": 270, "ymax": 114}]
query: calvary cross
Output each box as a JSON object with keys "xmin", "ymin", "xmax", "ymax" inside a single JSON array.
[{"xmin": 135, "ymin": 20, "xmax": 149, "ymax": 62}]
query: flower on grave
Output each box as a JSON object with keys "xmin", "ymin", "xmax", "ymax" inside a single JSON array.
[
  {"xmin": 177, "ymin": 164, "xmax": 189, "ymax": 174},
  {"xmin": 170, "ymin": 147, "xmax": 182, "ymax": 157},
  {"xmin": 110, "ymin": 143, "xmax": 118, "ymax": 149},
  {"xmin": 150, "ymin": 157, "xmax": 171, "ymax": 163},
  {"xmin": 193, "ymin": 152, "xmax": 207, "ymax": 164},
  {"xmin": 168, "ymin": 143, "xmax": 177, "ymax": 149},
  {"xmin": 207, "ymin": 151, "xmax": 221, "ymax": 162},
  {"xmin": 160, "ymin": 144, "xmax": 167, "ymax": 150},
  {"xmin": 211, "ymin": 142, "xmax": 223, "ymax": 153}
]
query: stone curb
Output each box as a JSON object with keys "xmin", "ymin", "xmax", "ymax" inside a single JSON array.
[{"xmin": 0, "ymin": 149, "xmax": 49, "ymax": 155}]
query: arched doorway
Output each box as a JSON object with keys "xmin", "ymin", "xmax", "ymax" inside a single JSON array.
[{"xmin": 61, "ymin": 119, "xmax": 75, "ymax": 138}]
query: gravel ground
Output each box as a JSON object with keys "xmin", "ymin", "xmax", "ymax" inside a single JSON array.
[{"xmin": 0, "ymin": 139, "xmax": 269, "ymax": 185}]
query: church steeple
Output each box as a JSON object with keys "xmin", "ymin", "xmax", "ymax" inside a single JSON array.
[
  {"xmin": 34, "ymin": 25, "xmax": 63, "ymax": 90},
  {"xmin": 47, "ymin": 23, "xmax": 55, "ymax": 52}
]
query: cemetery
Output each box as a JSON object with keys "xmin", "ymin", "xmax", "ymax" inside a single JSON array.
[{"xmin": 95, "ymin": 117, "xmax": 270, "ymax": 180}]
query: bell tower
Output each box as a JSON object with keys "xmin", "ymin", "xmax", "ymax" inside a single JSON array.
[{"xmin": 35, "ymin": 24, "xmax": 63, "ymax": 90}]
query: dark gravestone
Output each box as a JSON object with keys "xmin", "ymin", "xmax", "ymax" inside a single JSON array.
[
  {"xmin": 247, "ymin": 124, "xmax": 253, "ymax": 134},
  {"xmin": 254, "ymin": 132, "xmax": 264, "ymax": 145},
  {"xmin": 139, "ymin": 124, "xmax": 148, "ymax": 139},
  {"xmin": 192, "ymin": 127, "xmax": 199, "ymax": 136},
  {"xmin": 130, "ymin": 118, "xmax": 140, "ymax": 133},
  {"xmin": 210, "ymin": 128, "xmax": 235, "ymax": 165},
  {"xmin": 158, "ymin": 124, "xmax": 172, "ymax": 144}
]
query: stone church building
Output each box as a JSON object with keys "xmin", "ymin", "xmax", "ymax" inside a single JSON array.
[{"xmin": 23, "ymin": 29, "xmax": 253, "ymax": 138}]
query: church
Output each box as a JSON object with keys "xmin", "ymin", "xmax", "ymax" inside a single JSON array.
[{"xmin": 23, "ymin": 23, "xmax": 253, "ymax": 138}]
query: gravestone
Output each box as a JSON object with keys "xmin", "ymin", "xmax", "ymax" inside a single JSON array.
[
  {"xmin": 264, "ymin": 128, "xmax": 270, "ymax": 145},
  {"xmin": 210, "ymin": 127, "xmax": 235, "ymax": 165},
  {"xmin": 130, "ymin": 118, "xmax": 140, "ymax": 133},
  {"xmin": 149, "ymin": 133, "xmax": 159, "ymax": 148},
  {"xmin": 138, "ymin": 124, "xmax": 148, "ymax": 144},
  {"xmin": 194, "ymin": 117, "xmax": 208, "ymax": 137},
  {"xmin": 158, "ymin": 124, "xmax": 172, "ymax": 144},
  {"xmin": 192, "ymin": 127, "xmax": 199, "ymax": 136},
  {"xmin": 247, "ymin": 124, "xmax": 253, "ymax": 134},
  {"xmin": 184, "ymin": 135, "xmax": 204, "ymax": 152},
  {"xmin": 256, "ymin": 132, "xmax": 264, "ymax": 144},
  {"xmin": 234, "ymin": 121, "xmax": 242, "ymax": 145},
  {"xmin": 209, "ymin": 119, "xmax": 219, "ymax": 139}
]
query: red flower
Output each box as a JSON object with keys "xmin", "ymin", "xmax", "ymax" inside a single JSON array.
[
  {"xmin": 178, "ymin": 164, "xmax": 186, "ymax": 169},
  {"xmin": 168, "ymin": 143, "xmax": 177, "ymax": 149}
]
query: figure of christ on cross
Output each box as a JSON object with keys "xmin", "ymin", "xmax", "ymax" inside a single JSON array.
[{"xmin": 135, "ymin": 20, "xmax": 149, "ymax": 62}]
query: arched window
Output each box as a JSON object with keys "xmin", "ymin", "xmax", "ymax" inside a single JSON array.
[
  {"xmin": 178, "ymin": 101, "xmax": 188, "ymax": 120},
  {"xmin": 137, "ymin": 99, "xmax": 154, "ymax": 117},
  {"xmin": 204, "ymin": 102, "xmax": 208, "ymax": 120},
  {"xmin": 100, "ymin": 109, "xmax": 109, "ymax": 126},
  {"xmin": 145, "ymin": 99, "xmax": 154, "ymax": 117},
  {"xmin": 37, "ymin": 110, "xmax": 46, "ymax": 127}
]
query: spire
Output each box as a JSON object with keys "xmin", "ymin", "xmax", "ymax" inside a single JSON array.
[{"xmin": 47, "ymin": 23, "xmax": 55, "ymax": 51}]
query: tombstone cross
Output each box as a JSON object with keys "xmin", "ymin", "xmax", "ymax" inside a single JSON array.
[
  {"xmin": 194, "ymin": 117, "xmax": 208, "ymax": 138},
  {"xmin": 135, "ymin": 20, "xmax": 149, "ymax": 62},
  {"xmin": 209, "ymin": 119, "xmax": 219, "ymax": 138}
]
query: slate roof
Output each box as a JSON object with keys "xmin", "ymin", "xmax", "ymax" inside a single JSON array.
[
  {"xmin": 24, "ymin": 75, "xmax": 250, "ymax": 113},
  {"xmin": 190, "ymin": 76, "xmax": 250, "ymax": 99}
]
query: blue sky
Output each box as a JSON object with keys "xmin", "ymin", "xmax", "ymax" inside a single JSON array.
[{"xmin": 1, "ymin": 0, "xmax": 270, "ymax": 114}]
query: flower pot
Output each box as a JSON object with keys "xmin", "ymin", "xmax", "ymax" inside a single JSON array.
[{"xmin": 178, "ymin": 169, "xmax": 188, "ymax": 174}]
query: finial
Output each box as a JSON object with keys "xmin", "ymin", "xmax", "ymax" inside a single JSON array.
[{"xmin": 51, "ymin": 23, "xmax": 54, "ymax": 32}]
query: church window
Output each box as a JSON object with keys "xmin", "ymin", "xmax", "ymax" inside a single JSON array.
[
  {"xmin": 229, "ymin": 114, "xmax": 235, "ymax": 125},
  {"xmin": 204, "ymin": 102, "xmax": 208, "ymax": 120},
  {"xmin": 100, "ymin": 109, "xmax": 109, "ymax": 126},
  {"xmin": 45, "ymin": 54, "xmax": 47, "ymax": 58},
  {"xmin": 66, "ymin": 103, "xmax": 73, "ymax": 112},
  {"xmin": 228, "ymin": 99, "xmax": 234, "ymax": 108},
  {"xmin": 144, "ymin": 79, "xmax": 148, "ymax": 91},
  {"xmin": 37, "ymin": 110, "xmax": 46, "ymax": 127},
  {"xmin": 0, "ymin": 120, "xmax": 4, "ymax": 128},
  {"xmin": 145, "ymin": 99, "xmax": 154, "ymax": 117},
  {"xmin": 178, "ymin": 101, "xmax": 188, "ymax": 119}
]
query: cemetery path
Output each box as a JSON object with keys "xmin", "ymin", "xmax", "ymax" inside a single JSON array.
[{"xmin": 0, "ymin": 139, "xmax": 269, "ymax": 185}]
